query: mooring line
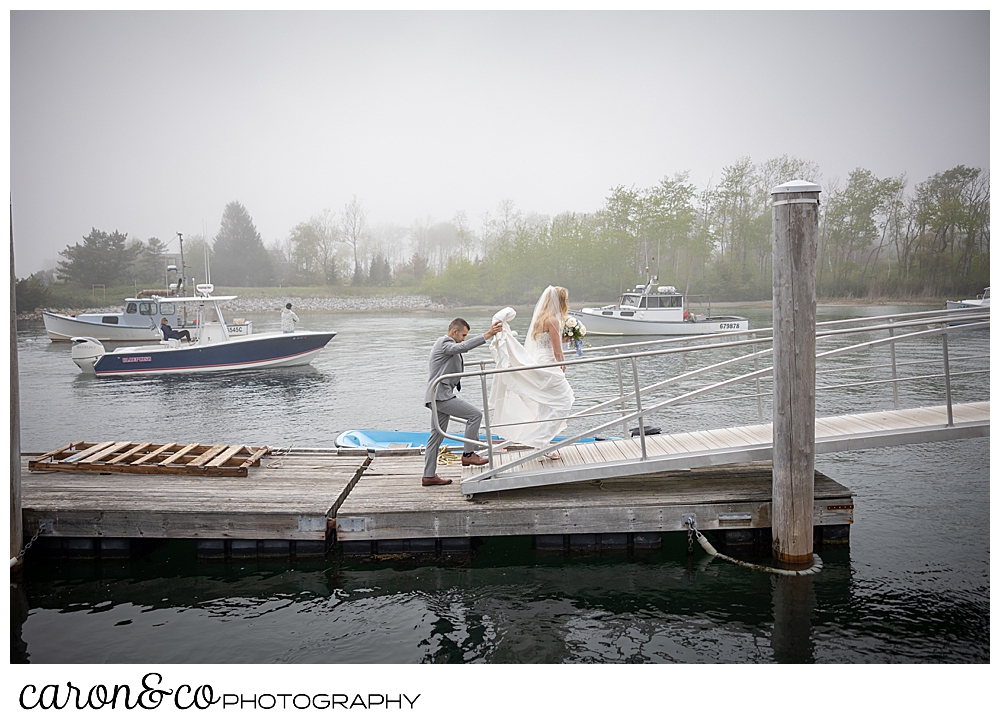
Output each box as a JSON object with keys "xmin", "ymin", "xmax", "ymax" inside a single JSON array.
[{"xmin": 685, "ymin": 519, "xmax": 823, "ymax": 576}]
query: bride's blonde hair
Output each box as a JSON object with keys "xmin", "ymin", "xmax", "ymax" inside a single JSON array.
[{"xmin": 530, "ymin": 286, "xmax": 569, "ymax": 340}]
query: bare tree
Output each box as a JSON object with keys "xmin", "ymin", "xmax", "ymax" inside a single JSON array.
[{"xmin": 340, "ymin": 195, "xmax": 367, "ymax": 283}]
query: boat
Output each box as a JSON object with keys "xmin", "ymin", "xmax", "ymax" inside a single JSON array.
[
  {"xmin": 335, "ymin": 429, "xmax": 616, "ymax": 450},
  {"xmin": 946, "ymin": 287, "xmax": 990, "ymax": 311},
  {"xmin": 572, "ymin": 277, "xmax": 750, "ymax": 335},
  {"xmin": 946, "ymin": 287, "xmax": 990, "ymax": 326},
  {"xmin": 70, "ymin": 285, "xmax": 334, "ymax": 375},
  {"xmin": 43, "ymin": 292, "xmax": 252, "ymax": 343}
]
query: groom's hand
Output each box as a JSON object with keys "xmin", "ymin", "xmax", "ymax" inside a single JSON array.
[{"xmin": 484, "ymin": 320, "xmax": 503, "ymax": 339}]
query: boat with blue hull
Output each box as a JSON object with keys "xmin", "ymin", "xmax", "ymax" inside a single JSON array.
[{"xmin": 70, "ymin": 286, "xmax": 335, "ymax": 376}]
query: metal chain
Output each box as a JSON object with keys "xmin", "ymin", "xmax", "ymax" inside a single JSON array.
[
  {"xmin": 687, "ymin": 527, "xmax": 693, "ymax": 554},
  {"xmin": 13, "ymin": 523, "xmax": 44, "ymax": 565}
]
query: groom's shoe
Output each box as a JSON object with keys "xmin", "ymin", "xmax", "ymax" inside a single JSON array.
[
  {"xmin": 461, "ymin": 452, "xmax": 489, "ymax": 466},
  {"xmin": 422, "ymin": 475, "xmax": 452, "ymax": 486}
]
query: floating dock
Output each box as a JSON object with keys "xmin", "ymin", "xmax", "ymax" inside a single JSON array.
[{"xmin": 20, "ymin": 446, "xmax": 853, "ymax": 560}]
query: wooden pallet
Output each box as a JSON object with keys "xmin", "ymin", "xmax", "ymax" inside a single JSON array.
[{"xmin": 28, "ymin": 441, "xmax": 270, "ymax": 477}]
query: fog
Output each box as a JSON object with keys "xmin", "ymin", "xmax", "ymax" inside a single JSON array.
[{"xmin": 9, "ymin": 10, "xmax": 989, "ymax": 277}]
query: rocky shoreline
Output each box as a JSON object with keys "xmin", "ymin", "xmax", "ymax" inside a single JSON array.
[{"xmin": 18, "ymin": 295, "xmax": 444, "ymax": 321}]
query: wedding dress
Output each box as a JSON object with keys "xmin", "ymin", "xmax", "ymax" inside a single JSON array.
[{"xmin": 488, "ymin": 306, "xmax": 575, "ymax": 449}]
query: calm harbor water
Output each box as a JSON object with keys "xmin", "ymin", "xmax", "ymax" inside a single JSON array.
[{"xmin": 11, "ymin": 304, "xmax": 989, "ymax": 666}]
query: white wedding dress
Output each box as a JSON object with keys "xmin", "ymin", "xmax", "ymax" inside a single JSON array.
[{"xmin": 488, "ymin": 307, "xmax": 575, "ymax": 448}]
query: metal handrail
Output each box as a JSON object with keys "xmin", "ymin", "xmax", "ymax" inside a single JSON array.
[{"xmin": 427, "ymin": 309, "xmax": 989, "ymax": 480}]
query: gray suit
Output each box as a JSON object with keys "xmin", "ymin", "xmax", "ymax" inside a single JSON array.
[{"xmin": 424, "ymin": 333, "xmax": 487, "ymax": 478}]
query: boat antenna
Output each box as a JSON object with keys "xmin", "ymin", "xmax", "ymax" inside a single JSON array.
[{"xmin": 176, "ymin": 232, "xmax": 186, "ymax": 295}]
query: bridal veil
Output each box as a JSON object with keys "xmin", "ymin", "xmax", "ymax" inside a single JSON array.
[{"xmin": 488, "ymin": 292, "xmax": 575, "ymax": 449}]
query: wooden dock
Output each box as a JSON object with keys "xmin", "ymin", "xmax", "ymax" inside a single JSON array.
[
  {"xmin": 334, "ymin": 455, "xmax": 853, "ymax": 553},
  {"xmin": 20, "ymin": 450, "xmax": 365, "ymax": 557},
  {"xmin": 20, "ymin": 446, "xmax": 854, "ymax": 560}
]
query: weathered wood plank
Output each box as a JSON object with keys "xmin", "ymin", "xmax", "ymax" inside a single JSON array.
[
  {"xmin": 159, "ymin": 443, "xmax": 198, "ymax": 466},
  {"xmin": 108, "ymin": 442, "xmax": 153, "ymax": 464},
  {"xmin": 187, "ymin": 444, "xmax": 229, "ymax": 467},
  {"xmin": 21, "ymin": 452, "xmax": 359, "ymax": 540},
  {"xmin": 242, "ymin": 446, "xmax": 270, "ymax": 468},
  {"xmin": 77, "ymin": 441, "xmax": 134, "ymax": 464},
  {"xmin": 29, "ymin": 440, "xmax": 84, "ymax": 463},
  {"xmin": 339, "ymin": 455, "xmax": 854, "ymax": 540},
  {"xmin": 131, "ymin": 443, "xmax": 177, "ymax": 465},
  {"xmin": 206, "ymin": 445, "xmax": 247, "ymax": 468},
  {"xmin": 64, "ymin": 441, "xmax": 116, "ymax": 462}
]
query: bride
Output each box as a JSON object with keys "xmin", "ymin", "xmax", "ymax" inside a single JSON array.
[{"xmin": 488, "ymin": 286, "xmax": 575, "ymax": 456}]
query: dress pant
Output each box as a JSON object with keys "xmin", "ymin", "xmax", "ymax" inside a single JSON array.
[{"xmin": 424, "ymin": 396, "xmax": 483, "ymax": 478}]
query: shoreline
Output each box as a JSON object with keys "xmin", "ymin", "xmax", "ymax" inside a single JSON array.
[{"xmin": 16, "ymin": 295, "xmax": 948, "ymax": 323}]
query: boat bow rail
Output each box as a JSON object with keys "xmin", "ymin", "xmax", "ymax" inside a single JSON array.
[{"xmin": 423, "ymin": 307, "xmax": 991, "ymax": 498}]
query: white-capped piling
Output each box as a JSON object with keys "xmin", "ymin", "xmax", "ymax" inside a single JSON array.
[{"xmin": 770, "ymin": 179, "xmax": 821, "ymax": 564}]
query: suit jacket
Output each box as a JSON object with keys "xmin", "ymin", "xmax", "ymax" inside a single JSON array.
[{"xmin": 425, "ymin": 333, "xmax": 487, "ymax": 405}]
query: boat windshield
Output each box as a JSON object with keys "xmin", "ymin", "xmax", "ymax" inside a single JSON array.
[
  {"xmin": 646, "ymin": 296, "xmax": 683, "ymax": 308},
  {"xmin": 620, "ymin": 294, "xmax": 641, "ymax": 307}
]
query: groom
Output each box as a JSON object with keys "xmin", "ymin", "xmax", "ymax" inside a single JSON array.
[{"xmin": 422, "ymin": 317, "xmax": 503, "ymax": 486}]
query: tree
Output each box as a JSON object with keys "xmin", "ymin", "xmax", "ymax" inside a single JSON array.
[
  {"xmin": 212, "ymin": 201, "xmax": 273, "ymax": 286},
  {"xmin": 56, "ymin": 228, "xmax": 139, "ymax": 286},
  {"xmin": 289, "ymin": 221, "xmax": 322, "ymax": 282},
  {"xmin": 132, "ymin": 236, "xmax": 169, "ymax": 286},
  {"xmin": 368, "ymin": 253, "xmax": 392, "ymax": 286},
  {"xmin": 340, "ymin": 195, "xmax": 367, "ymax": 285},
  {"xmin": 182, "ymin": 234, "xmax": 213, "ymax": 287},
  {"xmin": 15, "ymin": 274, "xmax": 50, "ymax": 313}
]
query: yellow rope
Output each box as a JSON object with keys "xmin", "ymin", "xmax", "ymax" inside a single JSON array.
[{"xmin": 436, "ymin": 446, "xmax": 462, "ymax": 466}]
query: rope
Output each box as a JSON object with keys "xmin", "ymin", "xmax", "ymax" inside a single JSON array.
[
  {"xmin": 266, "ymin": 444, "xmax": 292, "ymax": 468},
  {"xmin": 685, "ymin": 520, "xmax": 823, "ymax": 577},
  {"xmin": 436, "ymin": 446, "xmax": 462, "ymax": 466}
]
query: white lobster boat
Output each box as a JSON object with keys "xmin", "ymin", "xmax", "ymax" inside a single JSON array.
[
  {"xmin": 43, "ymin": 293, "xmax": 252, "ymax": 343},
  {"xmin": 573, "ymin": 279, "xmax": 749, "ymax": 336}
]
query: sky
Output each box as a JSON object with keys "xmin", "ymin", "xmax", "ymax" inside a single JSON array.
[{"xmin": 8, "ymin": 9, "xmax": 991, "ymax": 277}]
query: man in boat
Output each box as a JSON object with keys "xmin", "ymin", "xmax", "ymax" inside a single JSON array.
[
  {"xmin": 422, "ymin": 316, "xmax": 503, "ymax": 486},
  {"xmin": 281, "ymin": 302, "xmax": 299, "ymax": 333},
  {"xmin": 160, "ymin": 317, "xmax": 192, "ymax": 343}
]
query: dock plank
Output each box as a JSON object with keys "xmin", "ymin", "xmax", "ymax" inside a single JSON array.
[
  {"xmin": 21, "ymin": 452, "xmax": 363, "ymax": 540},
  {"xmin": 346, "ymin": 455, "xmax": 854, "ymax": 540}
]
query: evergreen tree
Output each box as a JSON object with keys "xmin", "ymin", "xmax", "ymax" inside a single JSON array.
[
  {"xmin": 56, "ymin": 228, "xmax": 139, "ymax": 286},
  {"xmin": 212, "ymin": 201, "xmax": 274, "ymax": 286},
  {"xmin": 133, "ymin": 236, "xmax": 170, "ymax": 286},
  {"xmin": 15, "ymin": 274, "xmax": 50, "ymax": 313}
]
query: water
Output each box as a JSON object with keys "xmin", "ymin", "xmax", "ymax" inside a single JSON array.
[{"xmin": 11, "ymin": 305, "xmax": 989, "ymax": 672}]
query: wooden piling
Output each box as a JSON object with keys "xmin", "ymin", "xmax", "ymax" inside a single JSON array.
[
  {"xmin": 10, "ymin": 207, "xmax": 23, "ymax": 571},
  {"xmin": 770, "ymin": 179, "xmax": 821, "ymax": 564}
]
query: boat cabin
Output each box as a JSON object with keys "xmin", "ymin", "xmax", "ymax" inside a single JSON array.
[
  {"xmin": 619, "ymin": 285, "xmax": 685, "ymax": 310},
  {"xmin": 75, "ymin": 297, "xmax": 183, "ymax": 328},
  {"xmin": 597, "ymin": 283, "xmax": 690, "ymax": 322}
]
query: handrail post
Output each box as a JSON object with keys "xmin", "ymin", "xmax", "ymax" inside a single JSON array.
[
  {"xmin": 477, "ymin": 363, "xmax": 495, "ymax": 469},
  {"xmin": 888, "ymin": 318, "xmax": 899, "ymax": 409},
  {"xmin": 942, "ymin": 327, "xmax": 954, "ymax": 427},
  {"xmin": 753, "ymin": 334, "xmax": 763, "ymax": 423},
  {"xmin": 631, "ymin": 357, "xmax": 647, "ymax": 460},
  {"xmin": 615, "ymin": 351, "xmax": 628, "ymax": 438}
]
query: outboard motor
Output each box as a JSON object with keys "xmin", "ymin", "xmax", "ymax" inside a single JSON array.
[{"xmin": 71, "ymin": 337, "xmax": 106, "ymax": 374}]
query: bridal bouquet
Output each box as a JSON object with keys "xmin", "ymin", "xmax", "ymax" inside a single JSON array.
[{"xmin": 562, "ymin": 316, "xmax": 588, "ymax": 356}]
